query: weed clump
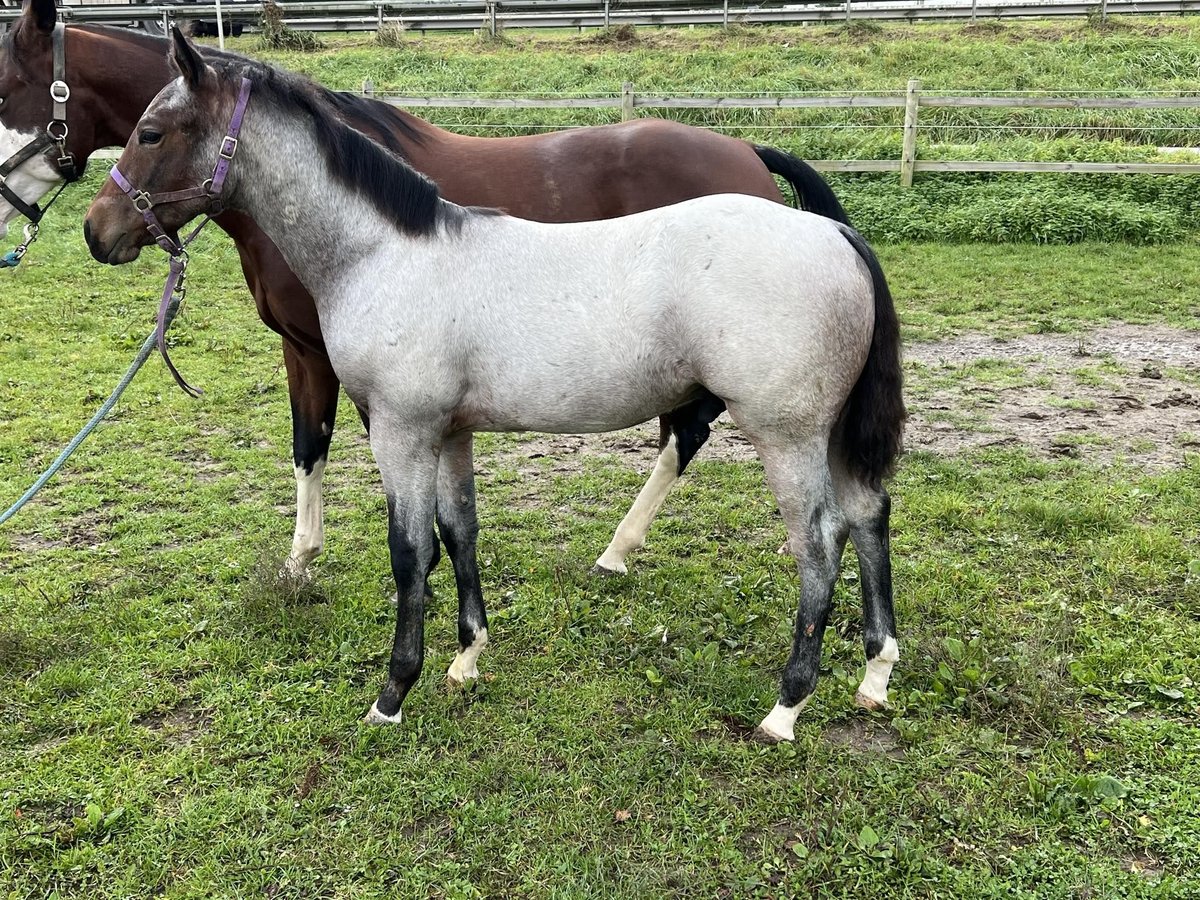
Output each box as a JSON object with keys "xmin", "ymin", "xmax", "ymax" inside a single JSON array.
[
  {"xmin": 258, "ymin": 1, "xmax": 324, "ymax": 52},
  {"xmin": 584, "ymin": 24, "xmax": 640, "ymax": 46},
  {"xmin": 375, "ymin": 22, "xmax": 408, "ymax": 48}
]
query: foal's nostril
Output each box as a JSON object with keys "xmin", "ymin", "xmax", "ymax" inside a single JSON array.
[{"xmin": 83, "ymin": 217, "xmax": 107, "ymax": 262}]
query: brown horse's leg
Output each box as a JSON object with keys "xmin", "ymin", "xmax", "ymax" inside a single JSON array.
[
  {"xmin": 280, "ymin": 339, "xmax": 341, "ymax": 577},
  {"xmin": 594, "ymin": 392, "xmax": 725, "ymax": 574}
]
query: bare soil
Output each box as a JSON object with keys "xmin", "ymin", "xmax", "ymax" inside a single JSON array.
[{"xmin": 490, "ymin": 324, "xmax": 1200, "ymax": 475}]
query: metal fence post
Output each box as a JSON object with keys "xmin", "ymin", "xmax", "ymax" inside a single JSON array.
[
  {"xmin": 621, "ymin": 82, "xmax": 635, "ymax": 121},
  {"xmin": 900, "ymin": 78, "xmax": 921, "ymax": 187}
]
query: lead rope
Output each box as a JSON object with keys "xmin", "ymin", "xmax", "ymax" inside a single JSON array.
[{"xmin": 0, "ymin": 284, "xmax": 187, "ymax": 526}]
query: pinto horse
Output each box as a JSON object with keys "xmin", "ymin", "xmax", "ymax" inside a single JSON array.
[
  {"xmin": 1, "ymin": 0, "xmax": 851, "ymax": 579},
  {"xmin": 84, "ymin": 33, "xmax": 904, "ymax": 741}
]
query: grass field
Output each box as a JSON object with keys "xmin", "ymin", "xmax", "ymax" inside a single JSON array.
[{"xmin": 2, "ymin": 21, "xmax": 1200, "ymax": 899}]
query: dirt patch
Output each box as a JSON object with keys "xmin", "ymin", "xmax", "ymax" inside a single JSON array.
[
  {"xmin": 483, "ymin": 325, "xmax": 1200, "ymax": 478},
  {"xmin": 135, "ymin": 700, "xmax": 211, "ymax": 746},
  {"xmin": 905, "ymin": 324, "xmax": 1200, "ymax": 468},
  {"xmin": 1123, "ymin": 850, "xmax": 1164, "ymax": 879},
  {"xmin": 823, "ymin": 719, "xmax": 905, "ymax": 758}
]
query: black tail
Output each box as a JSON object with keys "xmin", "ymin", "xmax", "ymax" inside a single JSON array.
[
  {"xmin": 753, "ymin": 145, "xmax": 851, "ymax": 225},
  {"xmin": 835, "ymin": 224, "xmax": 905, "ymax": 488}
]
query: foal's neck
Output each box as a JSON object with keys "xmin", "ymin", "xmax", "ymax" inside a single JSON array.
[{"xmin": 229, "ymin": 96, "xmax": 432, "ymax": 302}]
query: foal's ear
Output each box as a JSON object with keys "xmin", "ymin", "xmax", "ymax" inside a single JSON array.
[
  {"xmin": 169, "ymin": 26, "xmax": 211, "ymax": 90},
  {"xmin": 23, "ymin": 0, "xmax": 58, "ymax": 36}
]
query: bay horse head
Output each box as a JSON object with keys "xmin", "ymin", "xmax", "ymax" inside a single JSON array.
[
  {"xmin": 85, "ymin": 28, "xmax": 241, "ymax": 264},
  {"xmin": 0, "ymin": 0, "xmax": 74, "ymax": 237}
]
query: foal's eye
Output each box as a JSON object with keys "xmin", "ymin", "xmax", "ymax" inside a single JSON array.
[{"xmin": 139, "ymin": 130, "xmax": 163, "ymax": 145}]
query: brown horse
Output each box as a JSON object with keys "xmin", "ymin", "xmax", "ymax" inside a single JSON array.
[{"xmin": 2, "ymin": 0, "xmax": 851, "ymax": 579}]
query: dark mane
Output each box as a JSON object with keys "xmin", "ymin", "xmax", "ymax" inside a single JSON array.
[{"xmin": 213, "ymin": 56, "xmax": 447, "ymax": 237}]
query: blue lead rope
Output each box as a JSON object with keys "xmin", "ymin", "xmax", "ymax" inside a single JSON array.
[{"xmin": 0, "ymin": 294, "xmax": 184, "ymax": 527}]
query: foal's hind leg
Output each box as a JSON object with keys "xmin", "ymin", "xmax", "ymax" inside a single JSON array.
[
  {"xmin": 436, "ymin": 433, "xmax": 490, "ymax": 686},
  {"xmin": 831, "ymin": 455, "xmax": 899, "ymax": 710},
  {"xmin": 594, "ymin": 393, "xmax": 725, "ymax": 574},
  {"xmin": 752, "ymin": 438, "xmax": 850, "ymax": 743},
  {"xmin": 281, "ymin": 340, "xmax": 340, "ymax": 578}
]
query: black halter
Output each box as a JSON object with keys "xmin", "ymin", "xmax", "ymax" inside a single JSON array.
[{"xmin": 0, "ymin": 22, "xmax": 79, "ymax": 224}]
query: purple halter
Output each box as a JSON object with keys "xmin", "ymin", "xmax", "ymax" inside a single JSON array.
[{"xmin": 107, "ymin": 77, "xmax": 253, "ymax": 395}]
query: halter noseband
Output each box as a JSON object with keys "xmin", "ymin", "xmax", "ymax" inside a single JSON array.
[
  {"xmin": 105, "ymin": 77, "xmax": 252, "ymax": 397},
  {"xmin": 109, "ymin": 77, "xmax": 253, "ymax": 256},
  {"xmin": 0, "ymin": 22, "xmax": 78, "ymax": 267}
]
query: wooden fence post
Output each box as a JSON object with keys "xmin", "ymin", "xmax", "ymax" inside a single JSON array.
[
  {"xmin": 363, "ymin": 78, "xmax": 374, "ymax": 97},
  {"xmin": 900, "ymin": 78, "xmax": 920, "ymax": 187},
  {"xmin": 621, "ymin": 82, "xmax": 635, "ymax": 121}
]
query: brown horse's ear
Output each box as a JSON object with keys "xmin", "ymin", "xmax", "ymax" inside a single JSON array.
[
  {"xmin": 169, "ymin": 26, "xmax": 211, "ymax": 90},
  {"xmin": 25, "ymin": 0, "xmax": 59, "ymax": 36}
]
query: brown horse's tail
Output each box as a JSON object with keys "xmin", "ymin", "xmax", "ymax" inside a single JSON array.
[
  {"xmin": 753, "ymin": 145, "xmax": 850, "ymax": 225},
  {"xmin": 834, "ymin": 223, "xmax": 905, "ymax": 488}
]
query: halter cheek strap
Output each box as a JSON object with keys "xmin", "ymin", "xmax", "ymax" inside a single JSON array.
[
  {"xmin": 109, "ymin": 77, "xmax": 253, "ymax": 256},
  {"xmin": 0, "ymin": 21, "xmax": 78, "ymax": 265},
  {"xmin": 106, "ymin": 77, "xmax": 253, "ymax": 396}
]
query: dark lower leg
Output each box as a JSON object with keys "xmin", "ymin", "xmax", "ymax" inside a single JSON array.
[
  {"xmin": 369, "ymin": 494, "xmax": 437, "ymax": 721},
  {"xmin": 760, "ymin": 492, "xmax": 847, "ymax": 741},
  {"xmin": 849, "ymin": 491, "xmax": 899, "ymax": 708},
  {"xmin": 437, "ymin": 435, "xmax": 488, "ymax": 683}
]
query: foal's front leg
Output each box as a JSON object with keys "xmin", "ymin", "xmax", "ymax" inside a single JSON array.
[
  {"xmin": 435, "ymin": 433, "xmax": 489, "ymax": 685},
  {"xmin": 280, "ymin": 340, "xmax": 341, "ymax": 578},
  {"xmin": 364, "ymin": 428, "xmax": 441, "ymax": 725}
]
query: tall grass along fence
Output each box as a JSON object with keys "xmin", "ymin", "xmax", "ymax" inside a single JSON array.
[{"xmin": 7, "ymin": 0, "xmax": 1200, "ymax": 35}]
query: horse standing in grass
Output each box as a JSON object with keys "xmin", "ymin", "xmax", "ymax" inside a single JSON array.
[
  {"xmin": 83, "ymin": 33, "xmax": 905, "ymax": 740},
  {"xmin": 0, "ymin": 0, "xmax": 851, "ymax": 581}
]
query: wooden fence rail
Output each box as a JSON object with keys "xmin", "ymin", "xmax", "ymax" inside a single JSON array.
[{"xmin": 90, "ymin": 84, "xmax": 1200, "ymax": 181}]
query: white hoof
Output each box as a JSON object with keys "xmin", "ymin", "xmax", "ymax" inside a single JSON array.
[
  {"xmin": 757, "ymin": 700, "xmax": 805, "ymax": 743},
  {"xmin": 854, "ymin": 690, "xmax": 887, "ymax": 711},
  {"xmin": 855, "ymin": 637, "xmax": 899, "ymax": 710},
  {"xmin": 446, "ymin": 664, "xmax": 477, "ymax": 687},
  {"xmin": 592, "ymin": 555, "xmax": 628, "ymax": 576},
  {"xmin": 447, "ymin": 630, "xmax": 488, "ymax": 686},
  {"xmin": 279, "ymin": 556, "xmax": 312, "ymax": 581},
  {"xmin": 363, "ymin": 701, "xmax": 403, "ymax": 725}
]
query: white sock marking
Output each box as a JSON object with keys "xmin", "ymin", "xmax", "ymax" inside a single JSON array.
[
  {"xmin": 447, "ymin": 628, "xmax": 488, "ymax": 684},
  {"xmin": 856, "ymin": 636, "xmax": 900, "ymax": 708},
  {"xmin": 283, "ymin": 459, "xmax": 326, "ymax": 576},
  {"xmin": 363, "ymin": 701, "xmax": 403, "ymax": 725},
  {"xmin": 595, "ymin": 435, "xmax": 680, "ymax": 573},
  {"xmin": 758, "ymin": 697, "xmax": 809, "ymax": 743}
]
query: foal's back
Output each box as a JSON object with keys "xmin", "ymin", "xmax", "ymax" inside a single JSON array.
[{"xmin": 337, "ymin": 194, "xmax": 875, "ymax": 438}]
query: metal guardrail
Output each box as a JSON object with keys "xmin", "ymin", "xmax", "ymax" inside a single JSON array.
[{"xmin": 4, "ymin": 0, "xmax": 1199, "ymax": 32}]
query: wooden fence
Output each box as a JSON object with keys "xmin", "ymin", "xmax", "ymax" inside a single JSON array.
[
  {"xmin": 360, "ymin": 81, "xmax": 1200, "ymax": 184},
  {"xmin": 92, "ymin": 84, "xmax": 1200, "ymax": 182}
]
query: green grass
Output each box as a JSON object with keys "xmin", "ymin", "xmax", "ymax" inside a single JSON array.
[
  {"xmin": 2, "ymin": 161, "xmax": 1199, "ymax": 895},
  {"xmin": 190, "ymin": 20, "xmax": 1200, "ymax": 243}
]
